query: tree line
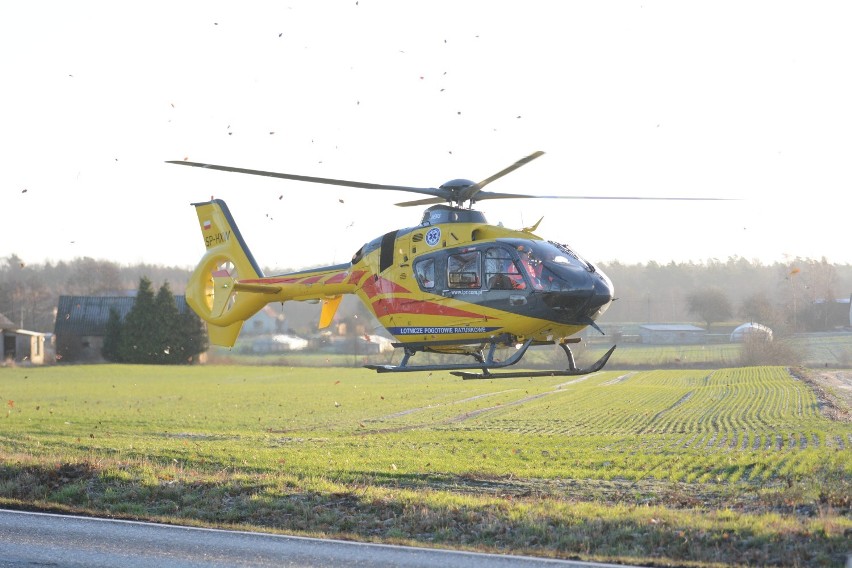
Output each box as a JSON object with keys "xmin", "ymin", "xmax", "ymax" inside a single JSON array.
[
  {"xmin": 0, "ymin": 254, "xmax": 196, "ymax": 332},
  {"xmin": 1, "ymin": 254, "xmax": 851, "ymax": 339},
  {"xmin": 598, "ymin": 256, "xmax": 852, "ymax": 334}
]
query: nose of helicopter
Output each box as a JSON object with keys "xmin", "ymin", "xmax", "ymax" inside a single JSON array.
[
  {"xmin": 540, "ymin": 264, "xmax": 614, "ymax": 323},
  {"xmin": 587, "ymin": 270, "xmax": 614, "ymax": 316}
]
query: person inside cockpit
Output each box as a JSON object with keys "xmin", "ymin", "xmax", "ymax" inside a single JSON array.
[
  {"xmin": 415, "ymin": 257, "xmax": 435, "ymax": 289},
  {"xmin": 517, "ymin": 246, "xmax": 545, "ymax": 290},
  {"xmin": 486, "ymin": 247, "xmax": 523, "ymax": 290}
]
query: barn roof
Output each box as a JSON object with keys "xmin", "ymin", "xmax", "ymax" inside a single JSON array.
[
  {"xmin": 54, "ymin": 295, "xmax": 189, "ymax": 336},
  {"xmin": 639, "ymin": 324, "xmax": 705, "ymax": 332}
]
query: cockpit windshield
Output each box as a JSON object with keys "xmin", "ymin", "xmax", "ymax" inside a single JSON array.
[{"xmin": 509, "ymin": 240, "xmax": 595, "ymax": 292}]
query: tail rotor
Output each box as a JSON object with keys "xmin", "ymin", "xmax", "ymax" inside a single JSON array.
[{"xmin": 187, "ymin": 200, "xmax": 267, "ymax": 346}]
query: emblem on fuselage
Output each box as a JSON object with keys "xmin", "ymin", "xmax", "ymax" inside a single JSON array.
[{"xmin": 425, "ymin": 227, "xmax": 441, "ymax": 247}]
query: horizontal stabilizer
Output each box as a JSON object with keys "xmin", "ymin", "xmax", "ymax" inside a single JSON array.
[{"xmin": 319, "ymin": 296, "xmax": 343, "ymax": 329}]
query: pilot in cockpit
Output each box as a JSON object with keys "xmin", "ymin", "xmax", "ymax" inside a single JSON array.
[{"xmin": 486, "ymin": 248, "xmax": 523, "ymax": 290}]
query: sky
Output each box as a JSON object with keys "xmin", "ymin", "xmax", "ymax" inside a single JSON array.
[{"xmin": 3, "ymin": 1, "xmax": 851, "ymax": 272}]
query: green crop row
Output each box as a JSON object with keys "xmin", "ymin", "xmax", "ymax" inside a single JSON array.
[{"xmin": 2, "ymin": 365, "xmax": 848, "ymax": 483}]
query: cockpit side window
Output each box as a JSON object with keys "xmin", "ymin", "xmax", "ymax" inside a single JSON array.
[
  {"xmin": 447, "ymin": 251, "xmax": 481, "ymax": 289},
  {"xmin": 414, "ymin": 257, "xmax": 436, "ymax": 289},
  {"xmin": 516, "ymin": 245, "xmax": 546, "ymax": 290},
  {"xmin": 485, "ymin": 247, "xmax": 523, "ymax": 290}
]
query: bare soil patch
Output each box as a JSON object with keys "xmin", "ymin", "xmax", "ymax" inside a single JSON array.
[{"xmin": 793, "ymin": 366, "xmax": 852, "ymax": 423}]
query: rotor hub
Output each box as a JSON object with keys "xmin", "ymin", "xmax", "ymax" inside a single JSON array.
[{"xmin": 439, "ymin": 178, "xmax": 477, "ymax": 191}]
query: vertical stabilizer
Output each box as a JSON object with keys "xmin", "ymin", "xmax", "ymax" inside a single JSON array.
[{"xmin": 186, "ymin": 199, "xmax": 268, "ymax": 346}]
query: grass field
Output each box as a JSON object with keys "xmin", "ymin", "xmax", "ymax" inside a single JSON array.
[
  {"xmin": 1, "ymin": 364, "xmax": 850, "ymax": 566},
  {"xmin": 214, "ymin": 331, "xmax": 852, "ymax": 370}
]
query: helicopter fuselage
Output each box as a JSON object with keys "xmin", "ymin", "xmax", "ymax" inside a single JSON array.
[
  {"xmin": 345, "ymin": 204, "xmax": 614, "ymax": 348},
  {"xmin": 173, "ymin": 150, "xmax": 723, "ymax": 374},
  {"xmin": 212, "ymin": 203, "xmax": 614, "ymax": 353}
]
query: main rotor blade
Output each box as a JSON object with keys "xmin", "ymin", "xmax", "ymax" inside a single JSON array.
[
  {"xmin": 395, "ymin": 192, "xmax": 536, "ymax": 207},
  {"xmin": 395, "ymin": 196, "xmax": 448, "ymax": 207},
  {"xmin": 394, "ymin": 193, "xmax": 534, "ymax": 207},
  {"xmin": 458, "ymin": 150, "xmax": 545, "ymax": 205},
  {"xmin": 395, "ymin": 192, "xmax": 734, "ymax": 207},
  {"xmin": 475, "ymin": 150, "xmax": 545, "ymax": 190},
  {"xmin": 168, "ymin": 157, "xmax": 735, "ymax": 207},
  {"xmin": 165, "ymin": 160, "xmax": 442, "ymax": 197},
  {"xmin": 473, "ymin": 193, "xmax": 737, "ymax": 202}
]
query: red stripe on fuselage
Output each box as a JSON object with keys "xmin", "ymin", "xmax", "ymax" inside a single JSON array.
[
  {"xmin": 240, "ymin": 276, "xmax": 302, "ymax": 284},
  {"xmin": 241, "ymin": 270, "xmax": 351, "ymax": 286},
  {"xmin": 346, "ymin": 270, "xmax": 367, "ymax": 285},
  {"xmin": 325, "ymin": 272, "xmax": 349, "ymax": 284},
  {"xmin": 371, "ymin": 296, "xmax": 488, "ymax": 319},
  {"xmin": 361, "ymin": 276, "xmax": 411, "ymax": 299}
]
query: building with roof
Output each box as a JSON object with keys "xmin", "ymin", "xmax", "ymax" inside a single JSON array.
[
  {"xmin": 730, "ymin": 322, "xmax": 773, "ymax": 342},
  {"xmin": 1, "ymin": 312, "xmax": 54, "ymax": 365},
  {"xmin": 54, "ymin": 295, "xmax": 189, "ymax": 362},
  {"xmin": 638, "ymin": 324, "xmax": 706, "ymax": 345}
]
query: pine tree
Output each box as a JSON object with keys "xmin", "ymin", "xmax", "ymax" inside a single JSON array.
[
  {"xmin": 111, "ymin": 277, "xmax": 208, "ymax": 364},
  {"xmin": 101, "ymin": 308, "xmax": 124, "ymax": 362},
  {"xmin": 153, "ymin": 281, "xmax": 181, "ymax": 363},
  {"xmin": 119, "ymin": 277, "xmax": 159, "ymax": 363},
  {"xmin": 176, "ymin": 310, "xmax": 208, "ymax": 363}
]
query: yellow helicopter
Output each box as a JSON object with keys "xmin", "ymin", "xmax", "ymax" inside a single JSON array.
[{"xmin": 167, "ymin": 151, "xmax": 716, "ymax": 378}]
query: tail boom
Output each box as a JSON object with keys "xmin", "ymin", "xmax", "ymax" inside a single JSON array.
[{"xmin": 188, "ymin": 200, "xmax": 361, "ymax": 347}]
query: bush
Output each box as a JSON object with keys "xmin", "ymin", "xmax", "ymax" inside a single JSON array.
[{"xmin": 738, "ymin": 336, "xmax": 803, "ymax": 366}]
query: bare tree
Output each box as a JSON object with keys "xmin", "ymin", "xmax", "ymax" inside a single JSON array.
[
  {"xmin": 739, "ymin": 292, "xmax": 787, "ymax": 335},
  {"xmin": 685, "ymin": 287, "xmax": 733, "ymax": 331}
]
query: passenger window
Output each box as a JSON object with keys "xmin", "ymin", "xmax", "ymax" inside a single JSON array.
[
  {"xmin": 447, "ymin": 251, "xmax": 481, "ymax": 289},
  {"xmin": 414, "ymin": 258, "xmax": 436, "ymax": 289}
]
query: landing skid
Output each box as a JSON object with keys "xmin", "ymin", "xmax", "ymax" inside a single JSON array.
[
  {"xmin": 364, "ymin": 335, "xmax": 616, "ymax": 380},
  {"xmin": 453, "ymin": 345, "xmax": 616, "ymax": 380}
]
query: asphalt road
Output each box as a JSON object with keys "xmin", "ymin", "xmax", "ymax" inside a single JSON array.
[{"xmin": 0, "ymin": 509, "xmax": 640, "ymax": 568}]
